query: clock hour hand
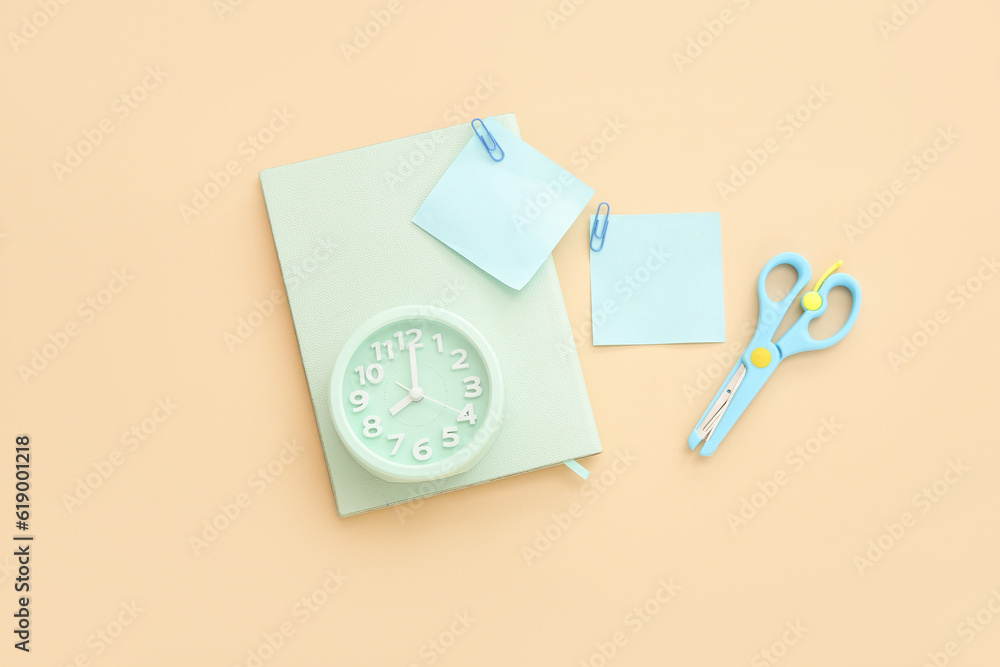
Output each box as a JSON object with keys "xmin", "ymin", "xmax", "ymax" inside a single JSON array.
[
  {"xmin": 394, "ymin": 382, "xmax": 460, "ymax": 414},
  {"xmin": 390, "ymin": 380, "xmax": 427, "ymax": 416},
  {"xmin": 388, "ymin": 393, "xmax": 413, "ymax": 416}
]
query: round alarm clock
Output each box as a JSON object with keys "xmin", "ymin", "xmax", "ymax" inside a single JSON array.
[{"xmin": 329, "ymin": 306, "xmax": 504, "ymax": 483}]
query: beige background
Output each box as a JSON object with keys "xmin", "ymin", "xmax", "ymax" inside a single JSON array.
[{"xmin": 3, "ymin": 0, "xmax": 999, "ymax": 665}]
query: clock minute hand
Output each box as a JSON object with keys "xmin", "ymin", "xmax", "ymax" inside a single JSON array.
[{"xmin": 408, "ymin": 343, "xmax": 420, "ymax": 390}]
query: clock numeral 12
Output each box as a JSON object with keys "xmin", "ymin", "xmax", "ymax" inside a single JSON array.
[{"xmin": 394, "ymin": 328, "xmax": 423, "ymax": 351}]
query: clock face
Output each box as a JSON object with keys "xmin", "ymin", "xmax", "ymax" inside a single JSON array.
[{"xmin": 329, "ymin": 306, "xmax": 504, "ymax": 483}]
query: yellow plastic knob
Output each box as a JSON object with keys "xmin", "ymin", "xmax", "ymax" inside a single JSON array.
[
  {"xmin": 801, "ymin": 291, "xmax": 823, "ymax": 311},
  {"xmin": 750, "ymin": 347, "xmax": 772, "ymax": 368}
]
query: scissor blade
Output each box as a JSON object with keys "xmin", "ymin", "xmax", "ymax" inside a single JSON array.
[{"xmin": 693, "ymin": 363, "xmax": 746, "ymax": 443}]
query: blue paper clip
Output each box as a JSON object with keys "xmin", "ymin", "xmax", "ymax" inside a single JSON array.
[
  {"xmin": 471, "ymin": 118, "xmax": 504, "ymax": 162},
  {"xmin": 590, "ymin": 202, "xmax": 610, "ymax": 252}
]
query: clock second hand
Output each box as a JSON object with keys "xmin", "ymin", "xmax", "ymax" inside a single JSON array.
[{"xmin": 394, "ymin": 382, "xmax": 461, "ymax": 414}]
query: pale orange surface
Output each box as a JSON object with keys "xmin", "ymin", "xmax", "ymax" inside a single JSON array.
[{"xmin": 3, "ymin": 1, "xmax": 999, "ymax": 665}]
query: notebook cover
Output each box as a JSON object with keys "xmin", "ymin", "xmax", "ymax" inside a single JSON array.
[{"xmin": 259, "ymin": 114, "xmax": 602, "ymax": 517}]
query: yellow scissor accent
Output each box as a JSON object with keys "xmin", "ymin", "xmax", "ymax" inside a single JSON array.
[{"xmin": 801, "ymin": 260, "xmax": 844, "ymax": 311}]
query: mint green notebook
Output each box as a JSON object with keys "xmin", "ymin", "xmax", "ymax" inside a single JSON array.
[{"xmin": 260, "ymin": 114, "xmax": 602, "ymax": 517}]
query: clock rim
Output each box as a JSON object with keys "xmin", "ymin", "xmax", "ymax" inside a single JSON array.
[{"xmin": 329, "ymin": 305, "xmax": 504, "ymax": 483}]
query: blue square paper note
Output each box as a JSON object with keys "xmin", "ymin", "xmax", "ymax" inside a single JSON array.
[
  {"xmin": 590, "ymin": 212, "xmax": 725, "ymax": 345},
  {"xmin": 413, "ymin": 116, "xmax": 594, "ymax": 290}
]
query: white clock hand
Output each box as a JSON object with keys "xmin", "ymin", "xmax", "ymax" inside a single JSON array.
[
  {"xmin": 388, "ymin": 394, "xmax": 413, "ymax": 416},
  {"xmin": 394, "ymin": 382, "xmax": 461, "ymax": 414},
  {"xmin": 390, "ymin": 381, "xmax": 427, "ymax": 416},
  {"xmin": 408, "ymin": 343, "xmax": 420, "ymax": 390}
]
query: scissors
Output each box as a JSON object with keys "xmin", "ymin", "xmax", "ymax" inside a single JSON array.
[{"xmin": 689, "ymin": 252, "xmax": 861, "ymax": 456}]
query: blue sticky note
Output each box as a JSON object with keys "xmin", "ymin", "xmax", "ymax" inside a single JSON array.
[
  {"xmin": 590, "ymin": 213, "xmax": 725, "ymax": 345},
  {"xmin": 413, "ymin": 116, "xmax": 594, "ymax": 290}
]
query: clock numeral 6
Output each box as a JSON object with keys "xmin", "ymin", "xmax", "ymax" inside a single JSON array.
[
  {"xmin": 354, "ymin": 364, "xmax": 384, "ymax": 385},
  {"xmin": 457, "ymin": 403, "xmax": 477, "ymax": 425},
  {"xmin": 442, "ymin": 426, "xmax": 459, "ymax": 448},
  {"xmin": 450, "ymin": 349, "xmax": 469, "ymax": 370},
  {"xmin": 349, "ymin": 390, "xmax": 369, "ymax": 412},
  {"xmin": 412, "ymin": 438, "xmax": 432, "ymax": 461},
  {"xmin": 363, "ymin": 416, "xmax": 382, "ymax": 438},
  {"xmin": 462, "ymin": 376, "xmax": 482, "ymax": 398}
]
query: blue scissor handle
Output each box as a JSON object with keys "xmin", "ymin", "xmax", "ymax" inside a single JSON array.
[
  {"xmin": 690, "ymin": 252, "xmax": 862, "ymax": 457},
  {"xmin": 746, "ymin": 252, "xmax": 812, "ymax": 356},
  {"xmin": 778, "ymin": 272, "xmax": 862, "ymax": 357}
]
